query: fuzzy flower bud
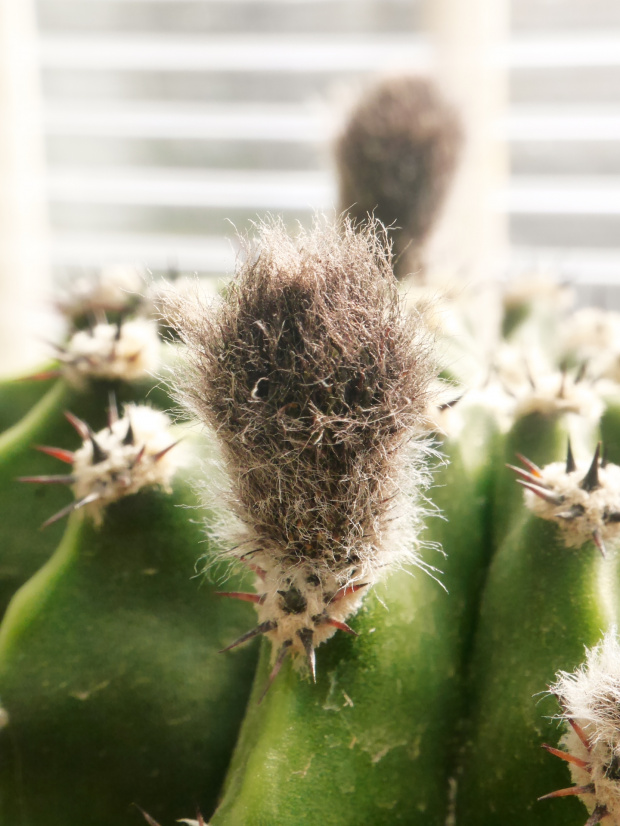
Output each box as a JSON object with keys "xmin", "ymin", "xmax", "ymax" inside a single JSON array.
[
  {"xmin": 167, "ymin": 216, "xmax": 436, "ymax": 680},
  {"xmin": 335, "ymin": 75, "xmax": 462, "ymax": 279}
]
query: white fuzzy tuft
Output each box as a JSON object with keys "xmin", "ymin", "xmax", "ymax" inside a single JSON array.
[
  {"xmin": 61, "ymin": 319, "xmax": 160, "ymax": 385},
  {"xmin": 502, "ymin": 272, "xmax": 575, "ymax": 312},
  {"xmin": 562, "ymin": 307, "xmax": 620, "ymax": 384},
  {"xmin": 522, "ymin": 455, "xmax": 620, "ymax": 551},
  {"xmin": 71, "ymin": 405, "xmax": 182, "ymax": 525},
  {"xmin": 428, "ymin": 380, "xmax": 515, "ymax": 438},
  {"xmin": 57, "ymin": 264, "xmax": 146, "ymax": 320},
  {"xmin": 434, "ymin": 344, "xmax": 603, "ymax": 441},
  {"xmin": 551, "ymin": 632, "xmax": 620, "ymax": 823},
  {"xmin": 492, "ymin": 343, "xmax": 603, "ymax": 423},
  {"xmin": 514, "ymin": 373, "xmax": 602, "ymax": 421}
]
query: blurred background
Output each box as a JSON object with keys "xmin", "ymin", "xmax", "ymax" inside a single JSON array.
[{"xmin": 2, "ymin": 0, "xmax": 620, "ymax": 370}]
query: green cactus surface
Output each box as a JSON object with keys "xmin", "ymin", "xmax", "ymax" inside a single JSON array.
[
  {"xmin": 0, "ymin": 368, "xmax": 59, "ymax": 435},
  {"xmin": 493, "ymin": 411, "xmax": 581, "ymax": 548},
  {"xmin": 0, "ymin": 481, "xmax": 258, "ymax": 826},
  {"xmin": 455, "ymin": 512, "xmax": 617, "ymax": 825},
  {"xmin": 211, "ymin": 565, "xmax": 459, "ymax": 826}
]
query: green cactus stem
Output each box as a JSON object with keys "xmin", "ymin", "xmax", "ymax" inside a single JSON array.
[
  {"xmin": 209, "ymin": 560, "xmax": 464, "ymax": 826},
  {"xmin": 0, "ymin": 416, "xmax": 258, "ymax": 824},
  {"xmin": 0, "ymin": 380, "xmax": 83, "ymax": 615},
  {"xmin": 599, "ymin": 395, "xmax": 620, "ymax": 467},
  {"xmin": 428, "ymin": 395, "xmax": 502, "ymax": 675},
  {"xmin": 455, "ymin": 445, "xmax": 620, "ymax": 826},
  {"xmin": 0, "ymin": 366, "xmax": 59, "ymax": 434}
]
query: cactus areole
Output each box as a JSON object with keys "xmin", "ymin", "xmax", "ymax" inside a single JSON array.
[
  {"xmin": 19, "ymin": 402, "xmax": 182, "ymax": 529},
  {"xmin": 547, "ymin": 632, "xmax": 620, "ymax": 826}
]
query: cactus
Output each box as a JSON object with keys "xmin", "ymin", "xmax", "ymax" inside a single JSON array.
[
  {"xmin": 209, "ymin": 566, "xmax": 461, "ymax": 826},
  {"xmin": 0, "ymin": 367, "xmax": 59, "ymax": 433},
  {"xmin": 5, "ymin": 203, "xmax": 620, "ymax": 826}
]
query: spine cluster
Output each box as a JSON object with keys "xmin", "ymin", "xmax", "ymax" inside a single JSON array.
[
  {"xmin": 61, "ymin": 319, "xmax": 161, "ymax": 386},
  {"xmin": 512, "ymin": 443, "xmax": 620, "ymax": 556},
  {"xmin": 20, "ymin": 403, "xmax": 181, "ymax": 527},
  {"xmin": 547, "ymin": 632, "xmax": 620, "ymax": 825}
]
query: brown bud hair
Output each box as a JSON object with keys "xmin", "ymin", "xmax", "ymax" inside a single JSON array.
[
  {"xmin": 335, "ymin": 75, "xmax": 462, "ymax": 280},
  {"xmin": 167, "ymin": 216, "xmax": 437, "ymax": 671}
]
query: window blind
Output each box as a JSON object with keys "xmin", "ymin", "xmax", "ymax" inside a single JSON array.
[{"xmin": 36, "ymin": 0, "xmax": 620, "ymax": 303}]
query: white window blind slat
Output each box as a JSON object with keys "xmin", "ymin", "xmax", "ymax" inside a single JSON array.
[{"xmin": 34, "ymin": 0, "xmax": 620, "ymax": 290}]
